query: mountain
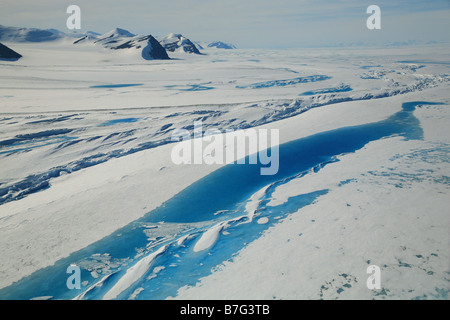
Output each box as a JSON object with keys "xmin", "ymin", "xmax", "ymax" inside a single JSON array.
[
  {"xmin": 0, "ymin": 25, "xmax": 62, "ymax": 42},
  {"xmin": 74, "ymin": 28, "xmax": 170, "ymax": 60},
  {"xmin": 193, "ymin": 41, "xmax": 204, "ymax": 50},
  {"xmin": 0, "ymin": 25, "xmax": 125, "ymax": 44},
  {"xmin": 93, "ymin": 28, "xmax": 136, "ymax": 47},
  {"xmin": 159, "ymin": 33, "xmax": 201, "ymax": 54},
  {"xmin": 191, "ymin": 40, "xmax": 237, "ymax": 50},
  {"xmin": 72, "ymin": 34, "xmax": 99, "ymax": 44},
  {"xmin": 73, "ymin": 27, "xmax": 136, "ymax": 47},
  {"xmin": 0, "ymin": 42, "xmax": 22, "ymax": 61},
  {"xmin": 86, "ymin": 31, "xmax": 101, "ymax": 37},
  {"xmin": 207, "ymin": 41, "xmax": 236, "ymax": 49},
  {"xmin": 111, "ymin": 34, "xmax": 170, "ymax": 60}
]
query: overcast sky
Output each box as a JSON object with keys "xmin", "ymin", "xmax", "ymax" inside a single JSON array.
[{"xmin": 1, "ymin": 0, "xmax": 449, "ymax": 48}]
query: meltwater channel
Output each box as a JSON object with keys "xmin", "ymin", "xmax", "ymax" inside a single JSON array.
[{"xmin": 0, "ymin": 101, "xmax": 439, "ymax": 300}]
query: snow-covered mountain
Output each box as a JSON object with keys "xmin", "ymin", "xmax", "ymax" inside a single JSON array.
[
  {"xmin": 72, "ymin": 34, "xmax": 99, "ymax": 44},
  {"xmin": 0, "ymin": 25, "xmax": 62, "ymax": 42},
  {"xmin": 113, "ymin": 35, "xmax": 170, "ymax": 60},
  {"xmin": 193, "ymin": 40, "xmax": 237, "ymax": 50},
  {"xmin": 207, "ymin": 41, "xmax": 237, "ymax": 49},
  {"xmin": 0, "ymin": 24, "xmax": 238, "ymax": 60},
  {"xmin": 159, "ymin": 33, "xmax": 201, "ymax": 54},
  {"xmin": 86, "ymin": 31, "xmax": 101, "ymax": 37},
  {"xmin": 93, "ymin": 28, "xmax": 136, "ymax": 47},
  {"xmin": 0, "ymin": 42, "xmax": 22, "ymax": 60},
  {"xmin": 0, "ymin": 24, "xmax": 237, "ymax": 54},
  {"xmin": 74, "ymin": 28, "xmax": 170, "ymax": 60}
]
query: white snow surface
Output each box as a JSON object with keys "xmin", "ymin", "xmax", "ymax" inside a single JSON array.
[{"xmin": 0, "ymin": 41, "xmax": 449, "ymax": 299}]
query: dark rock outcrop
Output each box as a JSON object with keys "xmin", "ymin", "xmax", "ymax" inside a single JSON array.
[
  {"xmin": 159, "ymin": 33, "xmax": 201, "ymax": 54},
  {"xmin": 0, "ymin": 42, "xmax": 22, "ymax": 61}
]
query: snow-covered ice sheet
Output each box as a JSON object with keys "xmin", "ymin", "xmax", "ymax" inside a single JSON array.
[{"xmin": 0, "ymin": 42, "xmax": 449, "ymax": 300}]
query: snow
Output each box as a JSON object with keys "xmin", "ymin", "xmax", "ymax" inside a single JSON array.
[
  {"xmin": 99, "ymin": 28, "xmax": 136, "ymax": 39},
  {"xmin": 0, "ymin": 39, "xmax": 449, "ymax": 300},
  {"xmin": 245, "ymin": 185, "xmax": 270, "ymax": 222},
  {"xmin": 193, "ymin": 222, "xmax": 228, "ymax": 252},
  {"xmin": 159, "ymin": 33, "xmax": 200, "ymax": 54},
  {"xmin": 257, "ymin": 217, "xmax": 269, "ymax": 225},
  {"xmin": 102, "ymin": 244, "xmax": 168, "ymax": 300}
]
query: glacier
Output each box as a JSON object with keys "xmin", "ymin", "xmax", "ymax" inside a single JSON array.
[{"xmin": 0, "ymin": 39, "xmax": 449, "ymax": 300}]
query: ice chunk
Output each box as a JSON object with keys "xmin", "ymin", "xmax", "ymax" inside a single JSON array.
[
  {"xmin": 102, "ymin": 245, "xmax": 168, "ymax": 300},
  {"xmin": 193, "ymin": 221, "xmax": 228, "ymax": 252}
]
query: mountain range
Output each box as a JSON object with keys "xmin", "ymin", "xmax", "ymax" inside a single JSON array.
[
  {"xmin": 0, "ymin": 25, "xmax": 236, "ymax": 61},
  {"xmin": 0, "ymin": 25, "xmax": 61, "ymax": 42},
  {"xmin": 75, "ymin": 28, "xmax": 170, "ymax": 60}
]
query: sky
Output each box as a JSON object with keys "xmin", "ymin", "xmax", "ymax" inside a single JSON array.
[{"xmin": 1, "ymin": 0, "xmax": 449, "ymax": 48}]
